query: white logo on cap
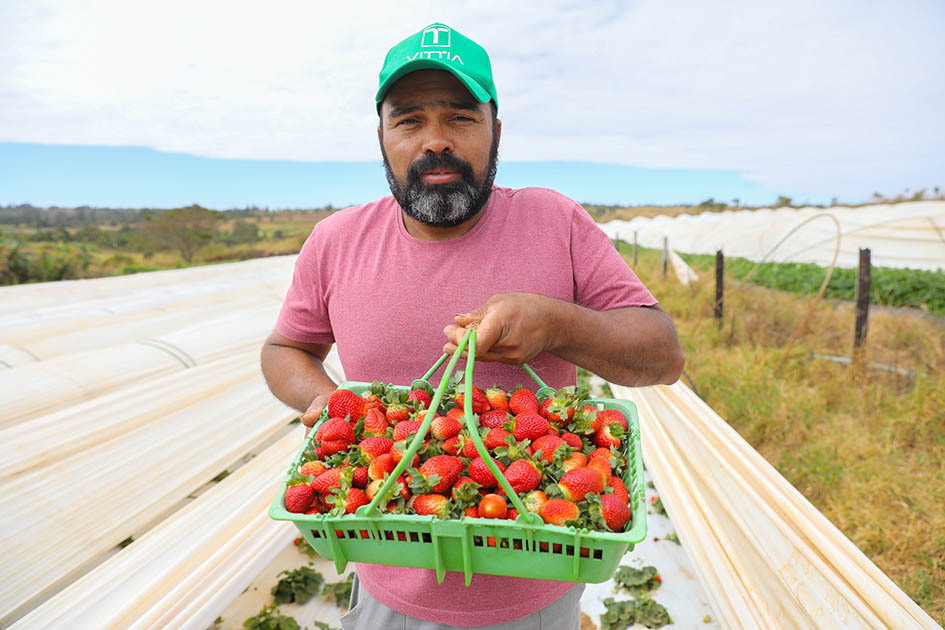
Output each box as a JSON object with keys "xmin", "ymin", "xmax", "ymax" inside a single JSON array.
[{"xmin": 421, "ymin": 26, "xmax": 450, "ymax": 47}]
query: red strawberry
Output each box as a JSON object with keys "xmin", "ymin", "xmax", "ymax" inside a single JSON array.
[
  {"xmin": 315, "ymin": 418, "xmax": 355, "ymax": 454},
  {"xmin": 504, "ymin": 459, "xmax": 542, "ymax": 493},
  {"xmin": 594, "ymin": 422, "xmax": 622, "ymax": 448},
  {"xmin": 561, "ymin": 432, "xmax": 583, "ymax": 449},
  {"xmin": 327, "ymin": 389, "xmax": 365, "ymax": 421},
  {"xmin": 558, "ymin": 467, "xmax": 606, "ymax": 502},
  {"xmin": 361, "ymin": 393, "xmax": 385, "ymax": 414},
  {"xmin": 512, "ymin": 412, "xmax": 549, "ymax": 441},
  {"xmin": 463, "ymin": 506, "xmax": 479, "ymax": 518},
  {"xmin": 561, "ymin": 452, "xmax": 587, "ymax": 472},
  {"xmin": 389, "ymin": 442, "xmax": 420, "ymax": 466},
  {"xmin": 442, "ymin": 435, "xmax": 462, "ymax": 456},
  {"xmin": 359, "ymin": 436, "xmax": 394, "ymax": 461},
  {"xmin": 540, "ymin": 498, "xmax": 579, "ymax": 526},
  {"xmin": 411, "ymin": 493, "xmax": 450, "ymax": 517},
  {"xmin": 478, "ymin": 493, "xmax": 507, "ymax": 519},
  {"xmin": 597, "ymin": 408, "xmax": 628, "ymax": 430},
  {"xmin": 508, "ymin": 389, "xmax": 539, "ymax": 415},
  {"xmin": 600, "ymin": 493, "xmax": 631, "ymax": 531},
  {"xmin": 368, "ymin": 453, "xmax": 395, "ymax": 480},
  {"xmin": 351, "ymin": 466, "xmax": 368, "ymax": 488},
  {"xmin": 608, "ymin": 475, "xmax": 629, "ymax": 503},
  {"xmin": 524, "ymin": 490, "xmax": 548, "ymax": 514},
  {"xmin": 418, "ymin": 455, "xmax": 464, "ymax": 493},
  {"xmin": 454, "ymin": 385, "xmax": 490, "ymax": 414},
  {"xmin": 446, "ymin": 408, "xmax": 465, "ymax": 420},
  {"xmin": 484, "ymin": 428, "xmax": 512, "ymax": 451},
  {"xmin": 311, "ymin": 468, "xmax": 346, "ymax": 495},
  {"xmin": 431, "ymin": 415, "xmax": 462, "ymax": 440},
  {"xmin": 392, "ymin": 420, "xmax": 421, "ymax": 442},
  {"xmin": 479, "ymin": 409, "xmax": 511, "ymax": 429},
  {"xmin": 285, "ymin": 483, "xmax": 315, "ymax": 513},
  {"xmin": 588, "ymin": 447, "xmax": 613, "ymax": 462},
  {"xmin": 306, "ymin": 495, "xmax": 329, "ymax": 514},
  {"xmin": 451, "ymin": 476, "xmax": 481, "ymax": 502},
  {"xmin": 587, "ymin": 457, "xmax": 611, "ymax": 486},
  {"xmin": 461, "ymin": 435, "xmax": 481, "ymax": 458},
  {"xmin": 530, "ymin": 435, "xmax": 566, "ymax": 464},
  {"xmin": 468, "ymin": 456, "xmax": 506, "ymax": 488},
  {"xmin": 507, "ymin": 508, "xmax": 520, "ymax": 521},
  {"xmin": 299, "ymin": 460, "xmax": 328, "ymax": 478},
  {"xmin": 336, "ymin": 487, "xmax": 369, "ymax": 514},
  {"xmin": 361, "ymin": 408, "xmax": 389, "ymax": 437},
  {"xmin": 407, "ymin": 389, "xmax": 432, "ymax": 409},
  {"xmin": 539, "ymin": 397, "xmax": 573, "ymax": 425},
  {"xmin": 386, "ymin": 402, "xmax": 411, "ymax": 424},
  {"xmin": 485, "ymin": 387, "xmax": 509, "ymax": 410}
]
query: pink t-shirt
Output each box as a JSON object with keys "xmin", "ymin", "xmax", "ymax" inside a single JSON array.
[{"xmin": 276, "ymin": 186, "xmax": 656, "ymax": 626}]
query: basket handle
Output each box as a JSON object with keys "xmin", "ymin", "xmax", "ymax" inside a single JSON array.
[
  {"xmin": 462, "ymin": 330, "xmax": 543, "ymax": 526},
  {"xmin": 358, "ymin": 329, "xmax": 473, "ymax": 517}
]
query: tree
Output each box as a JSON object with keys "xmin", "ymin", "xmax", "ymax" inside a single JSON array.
[
  {"xmin": 775, "ymin": 195, "xmax": 793, "ymax": 208},
  {"xmin": 140, "ymin": 205, "xmax": 221, "ymax": 263}
]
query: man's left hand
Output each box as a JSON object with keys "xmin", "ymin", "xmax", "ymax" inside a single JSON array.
[{"xmin": 443, "ymin": 293, "xmax": 557, "ymax": 364}]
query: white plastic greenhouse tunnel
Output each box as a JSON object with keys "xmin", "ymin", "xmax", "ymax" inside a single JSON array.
[{"xmin": 0, "ymin": 202, "xmax": 941, "ymax": 629}]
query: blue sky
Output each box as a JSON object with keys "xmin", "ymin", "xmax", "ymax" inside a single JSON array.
[{"xmin": 1, "ymin": 0, "xmax": 943, "ymax": 208}]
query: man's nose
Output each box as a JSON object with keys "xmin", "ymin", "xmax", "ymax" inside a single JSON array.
[{"xmin": 421, "ymin": 121, "xmax": 453, "ymax": 154}]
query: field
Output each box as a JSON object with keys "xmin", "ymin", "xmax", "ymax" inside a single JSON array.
[{"xmin": 622, "ymin": 243, "xmax": 945, "ymax": 624}]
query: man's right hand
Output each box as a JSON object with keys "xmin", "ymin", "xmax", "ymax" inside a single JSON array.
[{"xmin": 300, "ymin": 391, "xmax": 332, "ymax": 435}]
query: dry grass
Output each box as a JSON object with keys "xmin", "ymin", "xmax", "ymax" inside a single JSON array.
[{"xmin": 621, "ymin": 244, "xmax": 945, "ymax": 624}]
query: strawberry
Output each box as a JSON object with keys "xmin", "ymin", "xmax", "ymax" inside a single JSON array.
[
  {"xmin": 368, "ymin": 453, "xmax": 395, "ymax": 480},
  {"xmin": 594, "ymin": 421, "xmax": 623, "ymax": 448},
  {"xmin": 445, "ymin": 408, "xmax": 465, "ymax": 421},
  {"xmin": 539, "ymin": 397, "xmax": 572, "ymax": 425},
  {"xmin": 468, "ymin": 456, "xmax": 506, "ymax": 488},
  {"xmin": 411, "ymin": 493, "xmax": 450, "ymax": 517},
  {"xmin": 389, "ymin": 441, "xmax": 420, "ymax": 466},
  {"xmin": 464, "ymin": 506, "xmax": 479, "ymax": 518},
  {"xmin": 588, "ymin": 447, "xmax": 613, "ymax": 462},
  {"xmin": 512, "ymin": 412, "xmax": 549, "ymax": 441},
  {"xmin": 359, "ymin": 436, "xmax": 394, "ymax": 461},
  {"xmin": 441, "ymin": 435, "xmax": 462, "ymax": 456},
  {"xmin": 361, "ymin": 392, "xmax": 386, "ymax": 415},
  {"xmin": 599, "ymin": 493, "xmax": 631, "ymax": 531},
  {"xmin": 572, "ymin": 406, "xmax": 601, "ymax": 434},
  {"xmin": 431, "ymin": 415, "xmax": 462, "ymax": 440},
  {"xmin": 608, "ymin": 475, "xmax": 630, "ymax": 503},
  {"xmin": 327, "ymin": 388, "xmax": 365, "ymax": 421},
  {"xmin": 561, "ymin": 432, "xmax": 583, "ymax": 449},
  {"xmin": 312, "ymin": 468, "xmax": 347, "ymax": 495},
  {"xmin": 529, "ymin": 435, "xmax": 566, "ymax": 464},
  {"xmin": 284, "ymin": 483, "xmax": 315, "ymax": 513},
  {"xmin": 587, "ymin": 457, "xmax": 611, "ymax": 486},
  {"xmin": 504, "ymin": 459, "xmax": 542, "ymax": 493},
  {"xmin": 418, "ymin": 455, "xmax": 464, "ymax": 493},
  {"xmin": 386, "ymin": 402, "xmax": 411, "ymax": 424},
  {"xmin": 365, "ymin": 478, "xmax": 384, "ymax": 501},
  {"xmin": 485, "ymin": 387, "xmax": 509, "ymax": 410},
  {"xmin": 479, "ymin": 409, "xmax": 511, "ymax": 429},
  {"xmin": 558, "ymin": 467, "xmax": 606, "ymax": 502},
  {"xmin": 461, "ymin": 435, "xmax": 481, "ymax": 458},
  {"xmin": 351, "ymin": 466, "xmax": 368, "ymax": 488},
  {"xmin": 484, "ymin": 428, "xmax": 512, "ymax": 451},
  {"xmin": 315, "ymin": 418, "xmax": 355, "ymax": 454},
  {"xmin": 540, "ymin": 498, "xmax": 579, "ymax": 526},
  {"xmin": 361, "ymin": 408, "xmax": 389, "ymax": 437},
  {"xmin": 478, "ymin": 493, "xmax": 507, "ymax": 519},
  {"xmin": 508, "ymin": 388, "xmax": 539, "ymax": 415},
  {"xmin": 561, "ymin": 452, "xmax": 587, "ymax": 472},
  {"xmin": 454, "ymin": 385, "xmax": 490, "ymax": 414},
  {"xmin": 524, "ymin": 490, "xmax": 548, "ymax": 514},
  {"xmin": 392, "ymin": 420, "xmax": 421, "ymax": 442},
  {"xmin": 507, "ymin": 508, "xmax": 520, "ymax": 521},
  {"xmin": 299, "ymin": 460, "xmax": 327, "ymax": 479},
  {"xmin": 597, "ymin": 408, "xmax": 628, "ymax": 430},
  {"xmin": 407, "ymin": 389, "xmax": 432, "ymax": 409},
  {"xmin": 331, "ymin": 487, "xmax": 368, "ymax": 514},
  {"xmin": 451, "ymin": 476, "xmax": 481, "ymax": 503}
]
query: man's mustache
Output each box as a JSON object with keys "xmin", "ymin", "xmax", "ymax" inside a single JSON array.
[{"xmin": 406, "ymin": 153, "xmax": 476, "ymax": 186}]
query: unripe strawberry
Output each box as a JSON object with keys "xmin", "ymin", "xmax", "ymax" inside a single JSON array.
[
  {"xmin": 540, "ymin": 498, "xmax": 579, "ymax": 526},
  {"xmin": 454, "ymin": 385, "xmax": 490, "ymax": 414},
  {"xmin": 468, "ymin": 456, "xmax": 506, "ymax": 488},
  {"xmin": 327, "ymin": 389, "xmax": 365, "ymax": 422},
  {"xmin": 315, "ymin": 418, "xmax": 355, "ymax": 454},
  {"xmin": 479, "ymin": 409, "xmax": 511, "ymax": 429},
  {"xmin": 524, "ymin": 490, "xmax": 548, "ymax": 514},
  {"xmin": 285, "ymin": 483, "xmax": 315, "ymax": 513},
  {"xmin": 508, "ymin": 389, "xmax": 539, "ymax": 415},
  {"xmin": 512, "ymin": 412, "xmax": 549, "ymax": 441},
  {"xmin": 558, "ymin": 467, "xmax": 606, "ymax": 502},
  {"xmin": 478, "ymin": 493, "xmax": 507, "ymax": 519},
  {"xmin": 366, "ymin": 478, "xmax": 384, "ymax": 501},
  {"xmin": 485, "ymin": 387, "xmax": 509, "ymax": 410},
  {"xmin": 431, "ymin": 415, "xmax": 462, "ymax": 440},
  {"xmin": 600, "ymin": 493, "xmax": 631, "ymax": 531}
]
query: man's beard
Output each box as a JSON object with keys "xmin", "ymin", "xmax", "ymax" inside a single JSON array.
[{"xmin": 382, "ymin": 131, "xmax": 499, "ymax": 228}]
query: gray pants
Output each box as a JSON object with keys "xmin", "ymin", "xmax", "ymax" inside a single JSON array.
[{"xmin": 340, "ymin": 574, "xmax": 585, "ymax": 630}]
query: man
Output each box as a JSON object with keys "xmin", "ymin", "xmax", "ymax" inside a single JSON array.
[{"xmin": 261, "ymin": 22, "xmax": 684, "ymax": 629}]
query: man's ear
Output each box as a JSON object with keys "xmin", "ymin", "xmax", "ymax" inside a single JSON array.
[{"xmin": 496, "ymin": 117, "xmax": 502, "ymax": 147}]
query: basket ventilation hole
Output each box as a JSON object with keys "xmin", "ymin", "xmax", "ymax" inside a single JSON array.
[
  {"xmin": 409, "ymin": 531, "xmax": 420, "ymax": 543},
  {"xmin": 421, "ymin": 532, "xmax": 432, "ymax": 543},
  {"xmin": 473, "ymin": 536, "xmax": 484, "ymax": 547},
  {"xmin": 593, "ymin": 549, "xmax": 603, "ymax": 560}
]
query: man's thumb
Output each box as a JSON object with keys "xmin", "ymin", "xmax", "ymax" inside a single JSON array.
[{"xmin": 454, "ymin": 309, "xmax": 484, "ymax": 326}]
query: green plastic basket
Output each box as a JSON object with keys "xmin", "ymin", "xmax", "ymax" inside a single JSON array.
[{"xmin": 269, "ymin": 329, "xmax": 646, "ymax": 585}]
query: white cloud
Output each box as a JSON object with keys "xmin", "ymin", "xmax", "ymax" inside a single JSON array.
[{"xmin": 1, "ymin": 0, "xmax": 943, "ymax": 199}]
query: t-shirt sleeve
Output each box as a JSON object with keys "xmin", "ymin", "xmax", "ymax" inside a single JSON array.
[
  {"xmin": 275, "ymin": 228, "xmax": 336, "ymax": 344},
  {"xmin": 569, "ymin": 203, "xmax": 657, "ymax": 310}
]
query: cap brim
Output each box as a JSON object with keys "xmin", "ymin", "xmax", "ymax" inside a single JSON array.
[{"xmin": 376, "ymin": 59, "xmax": 492, "ymax": 112}]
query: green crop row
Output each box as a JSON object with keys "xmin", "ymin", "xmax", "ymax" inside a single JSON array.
[{"xmin": 678, "ymin": 254, "xmax": 945, "ymax": 316}]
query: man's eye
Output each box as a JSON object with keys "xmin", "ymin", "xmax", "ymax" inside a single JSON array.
[{"xmin": 396, "ymin": 118, "xmax": 420, "ymax": 126}]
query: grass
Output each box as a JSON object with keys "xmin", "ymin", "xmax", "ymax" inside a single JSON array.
[{"xmin": 619, "ymin": 242, "xmax": 945, "ymax": 625}]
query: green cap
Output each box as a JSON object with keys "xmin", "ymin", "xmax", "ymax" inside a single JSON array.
[{"xmin": 376, "ymin": 22, "xmax": 498, "ymax": 113}]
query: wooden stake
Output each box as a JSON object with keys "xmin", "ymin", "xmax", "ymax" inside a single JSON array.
[
  {"xmin": 633, "ymin": 232, "xmax": 638, "ymax": 266},
  {"xmin": 715, "ymin": 250, "xmax": 724, "ymax": 322},
  {"xmin": 854, "ymin": 248, "xmax": 871, "ymax": 354},
  {"xmin": 662, "ymin": 236, "xmax": 668, "ymax": 277}
]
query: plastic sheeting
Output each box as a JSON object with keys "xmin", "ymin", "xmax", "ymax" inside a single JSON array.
[{"xmin": 600, "ymin": 201, "xmax": 945, "ymax": 271}]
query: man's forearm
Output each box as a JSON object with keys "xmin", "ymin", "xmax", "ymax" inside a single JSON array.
[
  {"xmin": 548, "ymin": 300, "xmax": 685, "ymax": 387},
  {"xmin": 260, "ymin": 343, "xmax": 337, "ymax": 413}
]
